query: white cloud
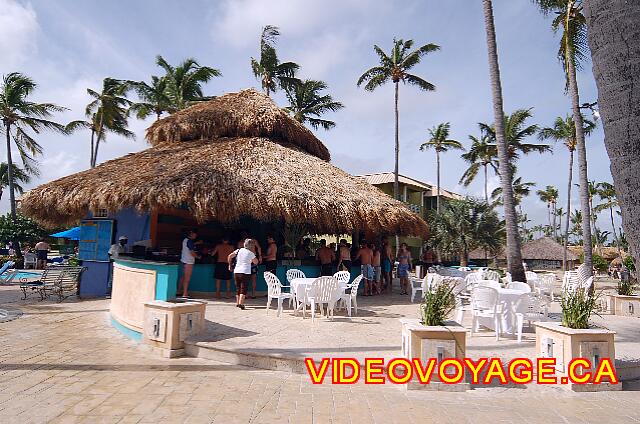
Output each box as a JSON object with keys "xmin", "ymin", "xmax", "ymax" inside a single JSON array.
[{"xmin": 0, "ymin": 0, "xmax": 38, "ymax": 69}]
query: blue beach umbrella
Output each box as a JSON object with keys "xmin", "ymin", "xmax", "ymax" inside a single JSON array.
[{"xmin": 49, "ymin": 226, "xmax": 81, "ymax": 241}]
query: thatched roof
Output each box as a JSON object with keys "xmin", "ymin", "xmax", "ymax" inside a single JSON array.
[
  {"xmin": 469, "ymin": 237, "xmax": 579, "ymax": 261},
  {"xmin": 568, "ymin": 245, "xmax": 624, "ymax": 261},
  {"xmin": 146, "ymin": 88, "xmax": 330, "ymax": 161},
  {"xmin": 20, "ymin": 90, "xmax": 426, "ymax": 236}
]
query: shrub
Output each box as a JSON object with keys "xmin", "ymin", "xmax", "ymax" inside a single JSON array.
[
  {"xmin": 623, "ymin": 256, "xmax": 636, "ymax": 272},
  {"xmin": 618, "ymin": 277, "xmax": 638, "ymax": 296},
  {"xmin": 592, "ymin": 254, "xmax": 608, "ymax": 272},
  {"xmin": 561, "ymin": 289, "xmax": 599, "ymax": 329},
  {"xmin": 420, "ymin": 283, "xmax": 456, "ymax": 326}
]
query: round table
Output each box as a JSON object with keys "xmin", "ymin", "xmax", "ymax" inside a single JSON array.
[{"xmin": 476, "ymin": 287, "xmax": 529, "ymax": 334}]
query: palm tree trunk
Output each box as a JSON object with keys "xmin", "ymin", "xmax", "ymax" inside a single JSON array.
[
  {"xmin": 436, "ymin": 151, "xmax": 441, "ymax": 213},
  {"xmin": 394, "ymin": 81, "xmax": 400, "ymax": 256},
  {"xmin": 553, "ymin": 201, "xmax": 558, "ymax": 239},
  {"xmin": 5, "ymin": 126, "xmax": 16, "ymax": 221},
  {"xmin": 567, "ymin": 56, "xmax": 593, "ymax": 276},
  {"xmin": 483, "ymin": 164, "xmax": 488, "ymax": 203},
  {"xmin": 90, "ymin": 128, "xmax": 95, "ymax": 168},
  {"xmin": 482, "ymin": 0, "xmax": 526, "ymax": 282},
  {"xmin": 93, "ymin": 132, "xmax": 103, "ymax": 168},
  {"xmin": 563, "ymin": 150, "xmax": 574, "ymax": 271}
]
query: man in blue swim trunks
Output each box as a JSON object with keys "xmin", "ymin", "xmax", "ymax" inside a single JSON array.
[{"xmin": 355, "ymin": 241, "xmax": 375, "ymax": 296}]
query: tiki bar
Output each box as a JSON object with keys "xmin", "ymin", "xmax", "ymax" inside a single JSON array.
[{"xmin": 20, "ymin": 89, "xmax": 426, "ymax": 340}]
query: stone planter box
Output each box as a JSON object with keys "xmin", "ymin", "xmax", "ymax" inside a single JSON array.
[
  {"xmin": 400, "ymin": 318, "xmax": 468, "ymax": 391},
  {"xmin": 143, "ymin": 299, "xmax": 206, "ymax": 358},
  {"xmin": 535, "ymin": 321, "xmax": 620, "ymax": 391},
  {"xmin": 606, "ymin": 294, "xmax": 640, "ymax": 317}
]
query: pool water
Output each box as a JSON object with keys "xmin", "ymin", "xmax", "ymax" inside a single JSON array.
[{"xmin": 4, "ymin": 271, "xmax": 41, "ymax": 280}]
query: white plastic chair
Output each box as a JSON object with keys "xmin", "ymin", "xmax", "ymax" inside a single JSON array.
[
  {"xmin": 307, "ymin": 276, "xmax": 340, "ymax": 322},
  {"xmin": 525, "ymin": 271, "xmax": 538, "ymax": 283},
  {"xmin": 501, "ymin": 271, "xmax": 512, "ymax": 286},
  {"xmin": 410, "ymin": 276, "xmax": 424, "ymax": 302},
  {"xmin": 23, "ymin": 253, "xmax": 37, "ymax": 269},
  {"xmin": 333, "ymin": 271, "xmax": 350, "ymax": 286},
  {"xmin": 483, "ymin": 270, "xmax": 501, "ymax": 282},
  {"xmin": 264, "ymin": 272, "xmax": 293, "ymax": 317},
  {"xmin": 535, "ymin": 274, "xmax": 556, "ymax": 301},
  {"xmin": 514, "ymin": 293, "xmax": 549, "ymax": 342},
  {"xmin": 477, "ymin": 279, "xmax": 501, "ymax": 291},
  {"xmin": 339, "ymin": 275, "xmax": 362, "ymax": 317},
  {"xmin": 506, "ymin": 281, "xmax": 532, "ymax": 293},
  {"xmin": 286, "ymin": 269, "xmax": 306, "ymax": 306},
  {"xmin": 580, "ymin": 276, "xmax": 594, "ymax": 293},
  {"xmin": 471, "ymin": 286, "xmax": 501, "ymax": 340}
]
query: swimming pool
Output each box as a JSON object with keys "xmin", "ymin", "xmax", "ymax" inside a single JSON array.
[{"xmin": 3, "ymin": 271, "xmax": 41, "ymax": 281}]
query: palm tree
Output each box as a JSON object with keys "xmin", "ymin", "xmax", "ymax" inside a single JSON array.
[
  {"xmin": 0, "ymin": 73, "xmax": 67, "ymax": 223},
  {"xmin": 427, "ymin": 198, "xmax": 505, "ymax": 267},
  {"xmin": 156, "ymin": 56, "xmax": 221, "ymax": 111},
  {"xmin": 583, "ymin": 0, "xmax": 640, "ymax": 271},
  {"xmin": 284, "ymin": 79, "xmax": 344, "ymax": 130},
  {"xmin": 482, "ymin": 0, "xmax": 526, "ymax": 282},
  {"xmin": 570, "ymin": 209, "xmax": 583, "ymax": 243},
  {"xmin": 128, "ymin": 75, "xmax": 172, "ymax": 121},
  {"xmin": 419, "ymin": 123, "xmax": 463, "ymax": 212},
  {"xmin": 357, "ymin": 38, "xmax": 440, "ymax": 202},
  {"xmin": 67, "ymin": 78, "xmax": 134, "ymax": 168},
  {"xmin": 536, "ymin": 185, "xmax": 560, "ymax": 238},
  {"xmin": 479, "ymin": 109, "xmax": 550, "ymax": 162},
  {"xmin": 539, "ymin": 114, "xmax": 596, "ymax": 269},
  {"xmin": 0, "ymin": 162, "xmax": 30, "ymax": 201},
  {"xmin": 250, "ymin": 26, "xmax": 299, "ymax": 96},
  {"xmin": 532, "ymin": 0, "xmax": 594, "ymax": 277},
  {"xmin": 460, "ymin": 133, "xmax": 498, "ymax": 203},
  {"xmin": 595, "ymin": 182, "xmax": 622, "ymax": 259},
  {"xmin": 492, "ymin": 176, "xmax": 535, "ymax": 207}
]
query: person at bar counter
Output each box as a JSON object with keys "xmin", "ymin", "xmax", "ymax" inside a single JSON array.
[
  {"xmin": 228, "ymin": 238, "xmax": 259, "ymax": 310},
  {"xmin": 211, "ymin": 236, "xmax": 235, "ymax": 298},
  {"xmin": 381, "ymin": 238, "xmax": 393, "ymax": 293},
  {"xmin": 237, "ymin": 231, "xmax": 262, "ymax": 298},
  {"xmin": 178, "ymin": 228, "xmax": 200, "ymax": 298},
  {"xmin": 315, "ymin": 239, "xmax": 335, "ymax": 276},
  {"xmin": 263, "ymin": 235, "xmax": 278, "ymax": 276},
  {"xmin": 355, "ymin": 241, "xmax": 374, "ymax": 296},
  {"xmin": 397, "ymin": 242, "xmax": 413, "ymax": 295},
  {"xmin": 337, "ymin": 239, "xmax": 351, "ymax": 272},
  {"xmin": 108, "ymin": 235, "xmax": 128, "ymax": 260},
  {"xmin": 371, "ymin": 242, "xmax": 382, "ymax": 295}
]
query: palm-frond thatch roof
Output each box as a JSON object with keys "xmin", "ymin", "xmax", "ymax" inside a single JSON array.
[
  {"xmin": 20, "ymin": 90, "xmax": 426, "ymax": 236},
  {"xmin": 146, "ymin": 88, "xmax": 330, "ymax": 161}
]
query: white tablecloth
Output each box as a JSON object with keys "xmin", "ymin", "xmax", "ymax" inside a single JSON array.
[{"xmin": 477, "ymin": 287, "xmax": 528, "ymax": 334}]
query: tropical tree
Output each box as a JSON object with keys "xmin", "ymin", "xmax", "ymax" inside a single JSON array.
[
  {"xmin": 250, "ymin": 25, "xmax": 298, "ymax": 96},
  {"xmin": 539, "ymin": 114, "xmax": 596, "ymax": 269},
  {"xmin": 427, "ymin": 198, "xmax": 505, "ymax": 266},
  {"xmin": 67, "ymin": 78, "xmax": 134, "ymax": 168},
  {"xmin": 491, "ymin": 176, "xmax": 535, "ymax": 207},
  {"xmin": 0, "ymin": 163, "xmax": 30, "ymax": 201},
  {"xmin": 595, "ymin": 182, "xmax": 622, "ymax": 258},
  {"xmin": 357, "ymin": 38, "xmax": 440, "ymax": 202},
  {"xmin": 482, "ymin": 0, "xmax": 526, "ymax": 282},
  {"xmin": 0, "ymin": 72, "xmax": 67, "ymax": 226},
  {"xmin": 536, "ymin": 185, "xmax": 560, "ymax": 238},
  {"xmin": 419, "ymin": 122, "xmax": 463, "ymax": 212},
  {"xmin": 128, "ymin": 75, "xmax": 172, "ymax": 121},
  {"xmin": 459, "ymin": 133, "xmax": 498, "ymax": 203},
  {"xmin": 284, "ymin": 79, "xmax": 344, "ymax": 130},
  {"xmin": 570, "ymin": 209, "xmax": 583, "ymax": 243},
  {"xmin": 583, "ymin": 0, "xmax": 640, "ymax": 272},
  {"xmin": 576, "ymin": 180, "xmax": 600, "ymax": 251},
  {"xmin": 156, "ymin": 55, "xmax": 221, "ymax": 111},
  {"xmin": 479, "ymin": 108, "xmax": 550, "ymax": 163},
  {"xmin": 532, "ymin": 0, "xmax": 594, "ymax": 277}
]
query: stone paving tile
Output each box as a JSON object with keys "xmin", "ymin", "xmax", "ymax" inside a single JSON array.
[{"xmin": 1, "ymin": 285, "xmax": 640, "ymax": 424}]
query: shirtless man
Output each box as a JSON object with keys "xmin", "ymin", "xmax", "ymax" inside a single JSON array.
[
  {"xmin": 381, "ymin": 238, "xmax": 393, "ymax": 293},
  {"xmin": 211, "ymin": 236, "xmax": 235, "ymax": 298},
  {"xmin": 355, "ymin": 241, "xmax": 374, "ymax": 296},
  {"xmin": 315, "ymin": 239, "xmax": 336, "ymax": 276},
  {"xmin": 371, "ymin": 243, "xmax": 382, "ymax": 295},
  {"xmin": 263, "ymin": 235, "xmax": 278, "ymax": 276},
  {"xmin": 337, "ymin": 239, "xmax": 352, "ymax": 271}
]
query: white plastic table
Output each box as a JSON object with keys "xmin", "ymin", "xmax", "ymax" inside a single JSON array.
[
  {"xmin": 476, "ymin": 287, "xmax": 528, "ymax": 334},
  {"xmin": 291, "ymin": 277, "xmax": 347, "ymax": 314}
]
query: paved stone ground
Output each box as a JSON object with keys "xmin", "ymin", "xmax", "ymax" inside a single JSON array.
[{"xmin": 1, "ymin": 284, "xmax": 640, "ymax": 423}]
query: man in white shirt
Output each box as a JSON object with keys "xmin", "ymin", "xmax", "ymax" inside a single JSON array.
[
  {"xmin": 108, "ymin": 236, "xmax": 128, "ymax": 260},
  {"xmin": 178, "ymin": 229, "xmax": 200, "ymax": 298}
]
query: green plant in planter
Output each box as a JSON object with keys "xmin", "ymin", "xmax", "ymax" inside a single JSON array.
[
  {"xmin": 420, "ymin": 283, "xmax": 456, "ymax": 326},
  {"xmin": 623, "ymin": 256, "xmax": 636, "ymax": 272},
  {"xmin": 561, "ymin": 289, "xmax": 600, "ymax": 329},
  {"xmin": 618, "ymin": 277, "xmax": 638, "ymax": 296}
]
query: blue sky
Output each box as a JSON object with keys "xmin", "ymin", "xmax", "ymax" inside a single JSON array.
[{"xmin": 0, "ymin": 0, "xmax": 618, "ymax": 235}]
